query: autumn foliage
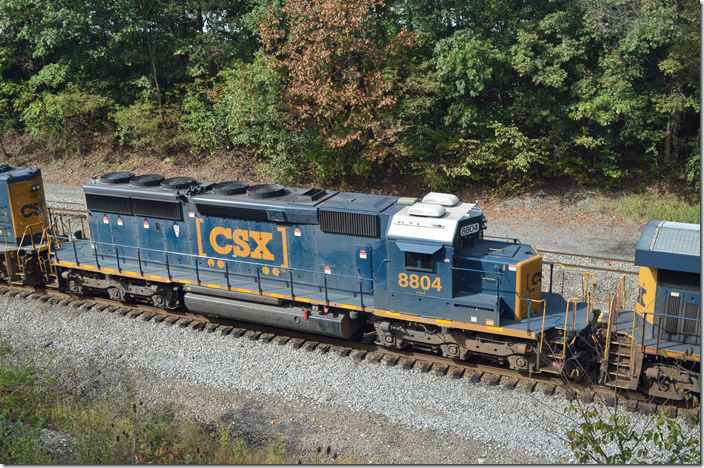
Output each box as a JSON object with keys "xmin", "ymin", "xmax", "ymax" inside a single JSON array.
[{"xmin": 260, "ymin": 0, "xmax": 417, "ymax": 163}]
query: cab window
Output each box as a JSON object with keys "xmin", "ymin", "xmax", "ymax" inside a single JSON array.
[{"xmin": 405, "ymin": 252, "xmax": 433, "ymax": 272}]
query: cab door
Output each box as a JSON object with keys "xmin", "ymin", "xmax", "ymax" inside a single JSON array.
[{"xmin": 387, "ymin": 240, "xmax": 447, "ymax": 318}]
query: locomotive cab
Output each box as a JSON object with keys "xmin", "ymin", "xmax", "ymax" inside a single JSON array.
[
  {"xmin": 0, "ymin": 164, "xmax": 50, "ymax": 284},
  {"xmin": 386, "ymin": 192, "xmax": 544, "ymax": 327}
]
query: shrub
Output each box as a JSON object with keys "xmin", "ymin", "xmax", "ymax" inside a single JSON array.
[
  {"xmin": 440, "ymin": 122, "xmax": 549, "ymax": 191},
  {"xmin": 112, "ymin": 101, "xmax": 185, "ymax": 152},
  {"xmin": 19, "ymin": 90, "xmax": 114, "ymax": 152},
  {"xmin": 220, "ymin": 54, "xmax": 314, "ymax": 184},
  {"xmin": 181, "ymin": 90, "xmax": 231, "ymax": 152}
]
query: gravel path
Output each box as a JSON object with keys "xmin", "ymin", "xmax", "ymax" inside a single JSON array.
[{"xmin": 1, "ymin": 294, "xmax": 698, "ymax": 464}]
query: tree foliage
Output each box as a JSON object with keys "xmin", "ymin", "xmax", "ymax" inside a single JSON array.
[{"xmin": 0, "ymin": 0, "xmax": 698, "ymax": 192}]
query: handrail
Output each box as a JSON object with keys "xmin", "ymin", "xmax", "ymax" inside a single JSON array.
[{"xmin": 50, "ymin": 234, "xmax": 377, "ymax": 305}]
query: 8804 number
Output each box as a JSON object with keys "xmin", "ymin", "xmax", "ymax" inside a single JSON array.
[{"xmin": 398, "ymin": 273, "xmax": 442, "ymax": 292}]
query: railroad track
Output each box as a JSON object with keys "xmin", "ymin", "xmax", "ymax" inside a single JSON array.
[
  {"xmin": 1, "ymin": 282, "xmax": 698, "ymax": 422},
  {"xmin": 538, "ymin": 249, "xmax": 638, "ymax": 276}
]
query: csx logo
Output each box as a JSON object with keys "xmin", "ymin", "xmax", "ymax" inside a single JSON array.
[
  {"xmin": 196, "ymin": 219, "xmax": 289, "ymax": 268},
  {"xmin": 527, "ymin": 272, "xmax": 541, "ymax": 294},
  {"xmin": 210, "ymin": 227, "xmax": 275, "ymax": 260},
  {"xmin": 20, "ymin": 202, "xmax": 43, "ymax": 218}
]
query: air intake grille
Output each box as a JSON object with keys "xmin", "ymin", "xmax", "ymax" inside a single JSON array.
[
  {"xmin": 682, "ymin": 302, "xmax": 701, "ymax": 336},
  {"xmin": 318, "ymin": 210, "xmax": 379, "ymax": 238},
  {"xmin": 658, "ymin": 269, "xmax": 700, "ymax": 291},
  {"xmin": 195, "ymin": 203, "xmax": 268, "ymax": 221},
  {"xmin": 662, "ymin": 295, "xmax": 701, "ymax": 336},
  {"xmin": 132, "ymin": 199, "xmax": 182, "ymax": 221},
  {"xmin": 86, "ymin": 194, "xmax": 132, "ymax": 215}
]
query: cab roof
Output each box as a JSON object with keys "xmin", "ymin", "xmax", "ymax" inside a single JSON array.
[{"xmin": 635, "ymin": 220, "xmax": 701, "ymax": 274}]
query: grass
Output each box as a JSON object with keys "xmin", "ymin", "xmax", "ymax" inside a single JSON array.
[
  {"xmin": 596, "ymin": 190, "xmax": 700, "ymax": 224},
  {"xmin": 0, "ymin": 342, "xmax": 349, "ymax": 464}
]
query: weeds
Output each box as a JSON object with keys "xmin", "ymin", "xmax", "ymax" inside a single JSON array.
[
  {"xmin": 597, "ymin": 190, "xmax": 700, "ymax": 224},
  {"xmin": 0, "ymin": 343, "xmax": 305, "ymax": 464}
]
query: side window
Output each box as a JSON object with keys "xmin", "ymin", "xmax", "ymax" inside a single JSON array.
[{"xmin": 405, "ymin": 252, "xmax": 434, "ymax": 272}]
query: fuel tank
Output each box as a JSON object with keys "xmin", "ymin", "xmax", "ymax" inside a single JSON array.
[{"xmin": 183, "ymin": 291, "xmax": 364, "ymax": 339}]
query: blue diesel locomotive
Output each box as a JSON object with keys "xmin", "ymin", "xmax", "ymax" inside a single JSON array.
[
  {"xmin": 51, "ymin": 172, "xmax": 596, "ymax": 378},
  {"xmin": 0, "ymin": 164, "xmax": 698, "ymax": 398}
]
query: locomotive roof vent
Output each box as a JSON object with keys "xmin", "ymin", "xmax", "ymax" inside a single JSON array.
[
  {"xmin": 246, "ymin": 184, "xmax": 286, "ymax": 199},
  {"xmin": 161, "ymin": 176, "xmax": 197, "ymax": 190},
  {"xmin": 408, "ymin": 202, "xmax": 446, "ymax": 218},
  {"xmin": 212, "ymin": 180, "xmax": 250, "ymax": 195},
  {"xmin": 295, "ymin": 188, "xmax": 326, "ymax": 203},
  {"xmin": 422, "ymin": 192, "xmax": 459, "ymax": 207},
  {"xmin": 100, "ymin": 172, "xmax": 134, "ymax": 184},
  {"xmin": 129, "ymin": 174, "xmax": 164, "ymax": 187}
]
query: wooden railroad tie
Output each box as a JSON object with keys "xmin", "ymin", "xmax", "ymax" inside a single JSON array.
[
  {"xmin": 416, "ymin": 360, "xmax": 432, "ymax": 373},
  {"xmin": 384, "ymin": 355, "xmax": 399, "ymax": 367},
  {"xmin": 482, "ymin": 373, "xmax": 501, "ymax": 386},
  {"xmin": 303, "ymin": 341, "xmax": 319, "ymax": 352}
]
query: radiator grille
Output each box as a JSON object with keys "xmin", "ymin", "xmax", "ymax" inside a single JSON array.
[
  {"xmin": 663, "ymin": 295, "xmax": 681, "ymax": 334},
  {"xmin": 195, "ymin": 203, "xmax": 268, "ymax": 221},
  {"xmin": 132, "ymin": 199, "xmax": 182, "ymax": 221},
  {"xmin": 318, "ymin": 210, "xmax": 379, "ymax": 238},
  {"xmin": 85, "ymin": 194, "xmax": 132, "ymax": 215},
  {"xmin": 682, "ymin": 302, "xmax": 701, "ymax": 336},
  {"xmin": 658, "ymin": 269, "xmax": 700, "ymax": 291},
  {"xmin": 662, "ymin": 295, "xmax": 701, "ymax": 336}
]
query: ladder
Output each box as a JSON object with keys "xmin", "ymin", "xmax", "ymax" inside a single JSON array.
[{"xmin": 600, "ymin": 277, "xmax": 641, "ymax": 390}]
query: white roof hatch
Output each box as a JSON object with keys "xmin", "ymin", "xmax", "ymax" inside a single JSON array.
[
  {"xmin": 422, "ymin": 192, "xmax": 459, "ymax": 207},
  {"xmin": 408, "ymin": 203, "xmax": 446, "ymax": 218}
]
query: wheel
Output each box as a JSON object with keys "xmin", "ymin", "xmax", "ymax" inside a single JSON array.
[
  {"xmin": 151, "ymin": 293, "xmax": 166, "ymax": 307},
  {"xmin": 107, "ymin": 287, "xmax": 121, "ymax": 301}
]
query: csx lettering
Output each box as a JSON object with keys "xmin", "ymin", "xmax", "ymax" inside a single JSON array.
[
  {"xmin": 20, "ymin": 202, "xmax": 43, "ymax": 218},
  {"xmin": 209, "ymin": 227, "xmax": 275, "ymax": 261}
]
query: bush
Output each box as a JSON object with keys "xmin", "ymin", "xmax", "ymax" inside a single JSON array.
[
  {"xmin": 181, "ymin": 90, "xmax": 231, "ymax": 152},
  {"xmin": 440, "ymin": 122, "xmax": 549, "ymax": 191},
  {"xmin": 112, "ymin": 101, "xmax": 185, "ymax": 152},
  {"xmin": 19, "ymin": 90, "xmax": 114, "ymax": 152},
  {"xmin": 219, "ymin": 54, "xmax": 314, "ymax": 184}
]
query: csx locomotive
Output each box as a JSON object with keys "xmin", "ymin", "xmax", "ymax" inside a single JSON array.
[{"xmin": 0, "ymin": 164, "xmax": 699, "ymax": 399}]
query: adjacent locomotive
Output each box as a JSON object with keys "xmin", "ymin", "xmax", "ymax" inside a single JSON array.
[
  {"xmin": 0, "ymin": 164, "xmax": 51, "ymax": 286},
  {"xmin": 600, "ymin": 221, "xmax": 700, "ymax": 400}
]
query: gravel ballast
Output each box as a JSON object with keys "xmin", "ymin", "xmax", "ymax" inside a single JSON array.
[{"xmin": 0, "ymin": 294, "xmax": 699, "ymax": 464}]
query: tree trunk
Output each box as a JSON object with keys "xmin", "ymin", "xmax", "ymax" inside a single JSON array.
[{"xmin": 146, "ymin": 28, "xmax": 165, "ymax": 125}]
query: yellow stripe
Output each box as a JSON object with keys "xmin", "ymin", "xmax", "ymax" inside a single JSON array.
[
  {"xmin": 61, "ymin": 261, "xmax": 75, "ymax": 267},
  {"xmin": 148, "ymin": 275, "xmax": 164, "ymax": 280},
  {"xmin": 207, "ymin": 283, "xmax": 221, "ymax": 289},
  {"xmin": 487, "ymin": 326, "xmax": 504, "ymax": 332},
  {"xmin": 124, "ymin": 271, "xmax": 138, "ymax": 276},
  {"xmin": 102, "ymin": 267, "xmax": 116, "ymax": 273},
  {"xmin": 436, "ymin": 319, "xmax": 451, "ymax": 325},
  {"xmin": 174, "ymin": 279, "xmax": 191, "ymax": 284},
  {"xmin": 82, "ymin": 265, "xmax": 96, "ymax": 270}
]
